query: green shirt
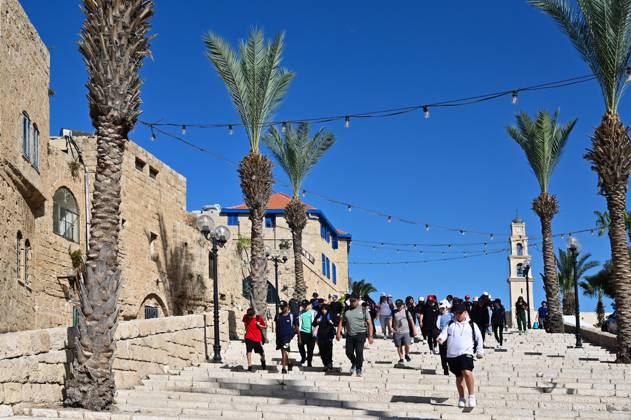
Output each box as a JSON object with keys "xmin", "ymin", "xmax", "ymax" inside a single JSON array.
[
  {"xmin": 344, "ymin": 306, "xmax": 369, "ymax": 336},
  {"xmin": 300, "ymin": 311, "xmax": 314, "ymax": 333}
]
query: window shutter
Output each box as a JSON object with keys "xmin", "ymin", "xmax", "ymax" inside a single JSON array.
[{"xmin": 332, "ymin": 263, "xmax": 337, "ymax": 284}]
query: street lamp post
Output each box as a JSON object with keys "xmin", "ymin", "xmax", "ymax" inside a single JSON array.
[
  {"xmin": 266, "ymin": 243, "xmax": 289, "ymax": 318},
  {"xmin": 567, "ymin": 236, "xmax": 582, "ymax": 348},
  {"xmin": 523, "ymin": 258, "xmax": 532, "ymax": 329},
  {"xmin": 196, "ymin": 213, "xmax": 231, "ymax": 363}
]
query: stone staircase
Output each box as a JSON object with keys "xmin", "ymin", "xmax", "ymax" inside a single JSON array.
[{"xmin": 15, "ymin": 330, "xmax": 631, "ymax": 419}]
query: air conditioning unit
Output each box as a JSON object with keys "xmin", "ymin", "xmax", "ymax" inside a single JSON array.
[{"xmin": 60, "ymin": 128, "xmax": 73, "ymax": 138}]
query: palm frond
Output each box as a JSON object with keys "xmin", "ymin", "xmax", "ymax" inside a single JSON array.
[
  {"xmin": 556, "ymin": 248, "xmax": 599, "ymax": 292},
  {"xmin": 204, "ymin": 29, "xmax": 295, "ymax": 153},
  {"xmin": 262, "ymin": 122, "xmax": 336, "ymax": 196},
  {"xmin": 529, "ymin": 0, "xmax": 631, "ymax": 112},
  {"xmin": 507, "ymin": 109, "xmax": 576, "ymax": 193}
]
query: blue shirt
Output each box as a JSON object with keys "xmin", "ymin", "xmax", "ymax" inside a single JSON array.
[
  {"xmin": 437, "ymin": 312, "xmax": 454, "ymax": 332},
  {"xmin": 276, "ymin": 313, "xmax": 296, "ymax": 338},
  {"xmin": 538, "ymin": 307, "xmax": 548, "ymax": 319}
]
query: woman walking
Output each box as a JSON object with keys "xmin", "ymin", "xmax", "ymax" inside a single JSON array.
[
  {"xmin": 422, "ymin": 295, "xmax": 440, "ymax": 354},
  {"xmin": 378, "ymin": 294, "xmax": 393, "ymax": 339},
  {"xmin": 515, "ymin": 296, "xmax": 528, "ymax": 334},
  {"xmin": 491, "ymin": 299, "xmax": 506, "ymax": 349},
  {"xmin": 313, "ymin": 304, "xmax": 336, "ymax": 371}
]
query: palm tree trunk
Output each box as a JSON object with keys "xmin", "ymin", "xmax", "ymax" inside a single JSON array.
[
  {"xmin": 285, "ymin": 197, "xmax": 307, "ymax": 300},
  {"xmin": 533, "ymin": 192, "xmax": 564, "ymax": 333},
  {"xmin": 562, "ymin": 291, "xmax": 575, "ymax": 316},
  {"xmin": 596, "ymin": 291, "xmax": 605, "ymax": 327},
  {"xmin": 238, "ymin": 153, "xmax": 273, "ymax": 315},
  {"xmin": 65, "ymin": 126, "xmax": 125, "ymax": 410},
  {"xmin": 586, "ymin": 113, "xmax": 631, "ymax": 363}
]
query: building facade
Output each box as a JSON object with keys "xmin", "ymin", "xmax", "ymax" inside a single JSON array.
[{"xmin": 506, "ymin": 218, "xmax": 536, "ymax": 327}]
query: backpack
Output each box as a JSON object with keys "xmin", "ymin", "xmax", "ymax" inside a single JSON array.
[
  {"xmin": 448, "ymin": 319, "xmax": 478, "ymax": 352},
  {"xmin": 404, "ymin": 309, "xmax": 416, "ymax": 335}
]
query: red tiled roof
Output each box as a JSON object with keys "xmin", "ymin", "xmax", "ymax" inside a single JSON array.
[{"xmin": 230, "ymin": 192, "xmax": 315, "ymax": 211}]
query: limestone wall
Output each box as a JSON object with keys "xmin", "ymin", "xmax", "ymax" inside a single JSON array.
[{"xmin": 0, "ymin": 311, "xmax": 230, "ymax": 412}]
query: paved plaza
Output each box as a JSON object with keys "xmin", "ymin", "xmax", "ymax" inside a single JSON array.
[{"xmin": 14, "ymin": 330, "xmax": 631, "ymax": 420}]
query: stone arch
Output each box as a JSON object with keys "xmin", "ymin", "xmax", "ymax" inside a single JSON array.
[
  {"xmin": 516, "ymin": 242, "xmax": 523, "ymax": 256},
  {"xmin": 137, "ymin": 293, "xmax": 169, "ymax": 319}
]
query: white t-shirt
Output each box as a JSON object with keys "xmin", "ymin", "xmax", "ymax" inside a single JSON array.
[{"xmin": 438, "ymin": 317, "xmax": 484, "ymax": 358}]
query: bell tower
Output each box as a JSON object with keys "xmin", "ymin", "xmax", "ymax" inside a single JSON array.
[{"xmin": 507, "ymin": 217, "xmax": 533, "ymax": 328}]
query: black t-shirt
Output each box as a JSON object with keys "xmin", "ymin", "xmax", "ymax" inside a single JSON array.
[
  {"xmin": 313, "ymin": 313, "xmax": 336, "ymax": 340},
  {"xmin": 421, "ymin": 303, "xmax": 438, "ymax": 330}
]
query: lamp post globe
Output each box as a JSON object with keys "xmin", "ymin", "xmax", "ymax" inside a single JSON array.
[
  {"xmin": 196, "ymin": 213, "xmax": 215, "ymax": 237},
  {"xmin": 214, "ymin": 225, "xmax": 231, "ymax": 246},
  {"xmin": 567, "ymin": 236, "xmax": 582, "ymax": 348}
]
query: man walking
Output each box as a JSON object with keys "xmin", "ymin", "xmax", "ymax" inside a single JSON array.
[
  {"xmin": 337, "ymin": 293, "xmax": 374, "ymax": 377},
  {"xmin": 298, "ymin": 300, "xmax": 316, "ymax": 367},
  {"xmin": 438, "ymin": 303, "xmax": 484, "ymax": 408},
  {"xmin": 275, "ymin": 301, "xmax": 298, "ymax": 374},
  {"xmin": 392, "ymin": 299, "xmax": 416, "ymax": 364},
  {"xmin": 537, "ymin": 301, "xmax": 548, "ymax": 331}
]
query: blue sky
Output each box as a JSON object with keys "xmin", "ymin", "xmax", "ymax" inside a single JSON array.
[{"xmin": 23, "ymin": 1, "xmax": 627, "ymax": 312}]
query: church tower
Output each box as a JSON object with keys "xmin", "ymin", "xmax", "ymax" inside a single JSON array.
[{"xmin": 507, "ymin": 217, "xmax": 534, "ymax": 328}]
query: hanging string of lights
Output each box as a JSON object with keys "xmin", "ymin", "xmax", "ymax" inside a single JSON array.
[
  {"xmin": 140, "ymin": 74, "xmax": 595, "ymax": 134},
  {"xmin": 349, "ymin": 247, "xmax": 511, "ymax": 265}
]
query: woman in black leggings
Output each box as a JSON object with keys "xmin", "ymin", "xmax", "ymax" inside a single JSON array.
[{"xmin": 491, "ymin": 298, "xmax": 506, "ymax": 349}]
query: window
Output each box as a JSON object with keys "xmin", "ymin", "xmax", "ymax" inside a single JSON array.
[
  {"xmin": 321, "ymin": 254, "xmax": 326, "ymax": 275},
  {"xmin": 24, "ymin": 240, "xmax": 31, "ymax": 287},
  {"xmin": 32, "ymin": 124, "xmax": 40, "ymax": 169},
  {"xmin": 332, "ymin": 263, "xmax": 337, "ymax": 284},
  {"xmin": 149, "ymin": 166, "xmax": 158, "ymax": 179},
  {"xmin": 325, "ymin": 256, "xmax": 331, "ymax": 279},
  {"xmin": 135, "ymin": 157, "xmax": 146, "ymax": 172},
  {"xmin": 72, "ymin": 307, "xmax": 79, "ymax": 327},
  {"xmin": 22, "ymin": 112, "xmax": 30, "ymax": 159},
  {"xmin": 228, "ymin": 215, "xmax": 239, "ymax": 226},
  {"xmin": 332, "ymin": 235, "xmax": 338, "ymax": 250},
  {"xmin": 16, "ymin": 231, "xmax": 22, "ymax": 282},
  {"xmin": 144, "ymin": 305, "xmax": 159, "ymax": 319},
  {"xmin": 266, "ymin": 281, "xmax": 278, "ymax": 304},
  {"xmin": 320, "ymin": 223, "xmax": 326, "ymax": 239},
  {"xmin": 149, "ymin": 232, "xmax": 158, "ymax": 259},
  {"xmin": 516, "ymin": 263, "xmax": 524, "ymax": 277},
  {"xmin": 265, "ymin": 215, "xmax": 276, "ymax": 228},
  {"xmin": 53, "ymin": 187, "xmax": 80, "ymax": 243},
  {"xmin": 516, "ymin": 243, "xmax": 523, "ymax": 256}
]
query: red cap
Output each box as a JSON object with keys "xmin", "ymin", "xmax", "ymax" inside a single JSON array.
[{"xmin": 465, "ymin": 295, "xmax": 471, "ymax": 300}]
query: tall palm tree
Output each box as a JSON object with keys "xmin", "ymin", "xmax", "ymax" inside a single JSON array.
[
  {"xmin": 580, "ymin": 274, "xmax": 608, "ymax": 326},
  {"xmin": 204, "ymin": 29, "xmax": 294, "ymax": 314},
  {"xmin": 263, "ymin": 123, "xmax": 335, "ymax": 299},
  {"xmin": 350, "ymin": 279, "xmax": 378, "ymax": 297},
  {"xmin": 65, "ymin": 0, "xmax": 154, "ymax": 410},
  {"xmin": 507, "ymin": 109, "xmax": 577, "ymax": 333},
  {"xmin": 556, "ymin": 248, "xmax": 599, "ymax": 315},
  {"xmin": 530, "ymin": 0, "xmax": 631, "ymax": 363}
]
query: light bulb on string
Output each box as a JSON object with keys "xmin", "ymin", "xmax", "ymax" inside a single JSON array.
[
  {"xmin": 150, "ymin": 128, "xmax": 157, "ymax": 141},
  {"xmin": 425, "ymin": 224, "xmax": 430, "ymax": 232},
  {"xmin": 181, "ymin": 125, "xmax": 187, "ymax": 135},
  {"xmin": 301, "ymin": 189, "xmax": 306, "ymax": 198},
  {"xmin": 344, "ymin": 116, "xmax": 350, "ymax": 128},
  {"xmin": 423, "ymin": 106, "xmax": 430, "ymax": 119},
  {"xmin": 282, "ymin": 122, "xmax": 287, "ymax": 133},
  {"xmin": 387, "ymin": 216, "xmax": 393, "ymax": 223},
  {"xmin": 490, "ymin": 234, "xmax": 494, "ymax": 240},
  {"xmin": 511, "ymin": 91, "xmax": 518, "ymax": 105},
  {"xmin": 590, "ymin": 230, "xmax": 595, "ymax": 235},
  {"xmin": 347, "ymin": 205, "xmax": 352, "ymax": 213},
  {"xmin": 459, "ymin": 230, "xmax": 465, "ymax": 236},
  {"xmin": 228, "ymin": 125, "xmax": 234, "ymax": 135}
]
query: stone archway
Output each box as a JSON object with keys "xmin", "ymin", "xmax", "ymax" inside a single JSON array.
[{"xmin": 137, "ymin": 293, "xmax": 169, "ymax": 319}]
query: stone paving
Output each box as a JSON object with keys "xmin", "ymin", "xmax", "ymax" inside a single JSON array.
[{"xmin": 13, "ymin": 329, "xmax": 631, "ymax": 419}]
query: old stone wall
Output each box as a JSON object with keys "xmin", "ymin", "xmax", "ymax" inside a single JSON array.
[{"xmin": 0, "ymin": 310, "xmax": 231, "ymax": 413}]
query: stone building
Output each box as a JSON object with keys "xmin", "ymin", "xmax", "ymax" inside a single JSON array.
[{"xmin": 0, "ymin": 0, "xmax": 351, "ymax": 333}]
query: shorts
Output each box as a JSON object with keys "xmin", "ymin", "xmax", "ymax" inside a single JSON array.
[
  {"xmin": 276, "ymin": 336, "xmax": 292, "ymax": 352},
  {"xmin": 447, "ymin": 354, "xmax": 475, "ymax": 377},
  {"xmin": 393, "ymin": 333, "xmax": 412, "ymax": 347},
  {"xmin": 245, "ymin": 339, "xmax": 264, "ymax": 355}
]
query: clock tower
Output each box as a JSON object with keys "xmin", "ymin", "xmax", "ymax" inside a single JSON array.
[{"xmin": 507, "ymin": 217, "xmax": 534, "ymax": 328}]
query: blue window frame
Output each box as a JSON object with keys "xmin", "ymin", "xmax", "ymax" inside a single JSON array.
[
  {"xmin": 265, "ymin": 215, "xmax": 276, "ymax": 228},
  {"xmin": 325, "ymin": 257, "xmax": 331, "ymax": 279},
  {"xmin": 321, "ymin": 254, "xmax": 326, "ymax": 275},
  {"xmin": 332, "ymin": 235, "xmax": 338, "ymax": 250},
  {"xmin": 228, "ymin": 215, "xmax": 239, "ymax": 226},
  {"xmin": 332, "ymin": 263, "xmax": 337, "ymax": 284},
  {"xmin": 320, "ymin": 223, "xmax": 326, "ymax": 238}
]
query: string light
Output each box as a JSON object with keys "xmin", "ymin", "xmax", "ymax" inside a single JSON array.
[
  {"xmin": 282, "ymin": 122, "xmax": 287, "ymax": 133},
  {"xmin": 347, "ymin": 205, "xmax": 352, "ymax": 213},
  {"xmin": 459, "ymin": 230, "xmax": 465, "ymax": 235},
  {"xmin": 301, "ymin": 189, "xmax": 307, "ymax": 198},
  {"xmin": 228, "ymin": 125, "xmax": 234, "ymax": 135},
  {"xmin": 181, "ymin": 125, "xmax": 187, "ymax": 135},
  {"xmin": 423, "ymin": 106, "xmax": 430, "ymax": 119},
  {"xmin": 150, "ymin": 129, "xmax": 157, "ymax": 141},
  {"xmin": 511, "ymin": 91, "xmax": 518, "ymax": 105},
  {"xmin": 425, "ymin": 224, "xmax": 430, "ymax": 232},
  {"xmin": 344, "ymin": 116, "xmax": 350, "ymax": 128},
  {"xmin": 387, "ymin": 216, "xmax": 393, "ymax": 223}
]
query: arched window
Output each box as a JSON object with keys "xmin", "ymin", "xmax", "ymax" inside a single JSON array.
[
  {"xmin": 24, "ymin": 239, "xmax": 31, "ymax": 287},
  {"xmin": 516, "ymin": 243, "xmax": 524, "ymax": 256},
  {"xmin": 516, "ymin": 263, "xmax": 524, "ymax": 277},
  {"xmin": 16, "ymin": 231, "xmax": 23, "ymax": 282},
  {"xmin": 53, "ymin": 187, "xmax": 80, "ymax": 243}
]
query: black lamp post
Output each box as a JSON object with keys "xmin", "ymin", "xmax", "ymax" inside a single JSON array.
[
  {"xmin": 196, "ymin": 213, "xmax": 231, "ymax": 363},
  {"xmin": 567, "ymin": 236, "xmax": 582, "ymax": 348},
  {"xmin": 523, "ymin": 258, "xmax": 532, "ymax": 329},
  {"xmin": 266, "ymin": 243, "xmax": 289, "ymax": 318}
]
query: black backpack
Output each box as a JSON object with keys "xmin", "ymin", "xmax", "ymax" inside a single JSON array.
[{"xmin": 448, "ymin": 319, "xmax": 478, "ymax": 351}]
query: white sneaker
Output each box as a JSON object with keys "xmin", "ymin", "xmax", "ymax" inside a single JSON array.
[
  {"xmin": 457, "ymin": 397, "xmax": 466, "ymax": 408},
  {"xmin": 433, "ymin": 348, "xmax": 440, "ymax": 355},
  {"xmin": 468, "ymin": 395, "xmax": 477, "ymax": 408}
]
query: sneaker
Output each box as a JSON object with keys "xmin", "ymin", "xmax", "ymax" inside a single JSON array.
[
  {"xmin": 405, "ymin": 355, "xmax": 412, "ymax": 362},
  {"xmin": 261, "ymin": 359, "xmax": 266, "ymax": 369},
  {"xmin": 307, "ymin": 361, "xmax": 312, "ymax": 368},
  {"xmin": 398, "ymin": 359, "xmax": 404, "ymax": 364},
  {"xmin": 433, "ymin": 348, "xmax": 440, "ymax": 355},
  {"xmin": 349, "ymin": 365, "xmax": 356, "ymax": 374},
  {"xmin": 281, "ymin": 368, "xmax": 287, "ymax": 374},
  {"xmin": 458, "ymin": 397, "xmax": 466, "ymax": 408},
  {"xmin": 443, "ymin": 370, "xmax": 449, "ymax": 376},
  {"xmin": 247, "ymin": 366, "xmax": 254, "ymax": 372},
  {"xmin": 356, "ymin": 369, "xmax": 363, "ymax": 377},
  {"xmin": 468, "ymin": 395, "xmax": 477, "ymax": 408}
]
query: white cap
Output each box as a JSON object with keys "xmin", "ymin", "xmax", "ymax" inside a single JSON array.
[
  {"xmin": 440, "ymin": 299, "xmax": 451, "ymax": 309},
  {"xmin": 388, "ymin": 294, "xmax": 392, "ymax": 298},
  {"xmin": 473, "ymin": 296, "xmax": 479, "ymax": 301},
  {"xmin": 381, "ymin": 292, "xmax": 386, "ymax": 297},
  {"xmin": 419, "ymin": 296, "xmax": 425, "ymax": 301},
  {"xmin": 482, "ymin": 291, "xmax": 489, "ymax": 296}
]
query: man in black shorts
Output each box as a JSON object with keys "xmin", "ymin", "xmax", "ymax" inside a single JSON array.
[
  {"xmin": 275, "ymin": 301, "xmax": 298, "ymax": 374},
  {"xmin": 437, "ymin": 303, "xmax": 484, "ymax": 409}
]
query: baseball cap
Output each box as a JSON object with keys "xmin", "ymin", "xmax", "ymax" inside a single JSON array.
[
  {"xmin": 279, "ymin": 300, "xmax": 288, "ymax": 308},
  {"xmin": 418, "ymin": 296, "xmax": 425, "ymax": 301},
  {"xmin": 331, "ymin": 294, "xmax": 338, "ymax": 300},
  {"xmin": 452, "ymin": 303, "xmax": 467, "ymax": 313},
  {"xmin": 350, "ymin": 293, "xmax": 360, "ymax": 300},
  {"xmin": 465, "ymin": 294, "xmax": 471, "ymax": 300},
  {"xmin": 473, "ymin": 296, "xmax": 479, "ymax": 302},
  {"xmin": 482, "ymin": 291, "xmax": 489, "ymax": 296},
  {"xmin": 301, "ymin": 299, "xmax": 310, "ymax": 307},
  {"xmin": 395, "ymin": 299, "xmax": 404, "ymax": 306}
]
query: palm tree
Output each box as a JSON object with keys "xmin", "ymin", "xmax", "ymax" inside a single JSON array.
[
  {"xmin": 204, "ymin": 29, "xmax": 294, "ymax": 315},
  {"xmin": 507, "ymin": 109, "xmax": 577, "ymax": 333},
  {"xmin": 529, "ymin": 0, "xmax": 631, "ymax": 363},
  {"xmin": 556, "ymin": 249, "xmax": 599, "ymax": 315},
  {"xmin": 594, "ymin": 209, "xmax": 631, "ymax": 240},
  {"xmin": 350, "ymin": 279, "xmax": 378, "ymax": 297},
  {"xmin": 65, "ymin": 0, "xmax": 154, "ymax": 410},
  {"xmin": 580, "ymin": 275, "xmax": 609, "ymax": 326},
  {"xmin": 263, "ymin": 123, "xmax": 335, "ymax": 299}
]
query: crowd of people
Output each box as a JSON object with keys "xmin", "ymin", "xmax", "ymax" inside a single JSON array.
[{"xmin": 241, "ymin": 290, "xmax": 550, "ymax": 409}]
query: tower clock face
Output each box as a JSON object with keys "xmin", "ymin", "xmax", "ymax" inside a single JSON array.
[{"xmin": 516, "ymin": 226, "xmax": 524, "ymax": 235}]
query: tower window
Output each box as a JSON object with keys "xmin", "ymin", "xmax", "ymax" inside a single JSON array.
[
  {"xmin": 516, "ymin": 263, "xmax": 524, "ymax": 277},
  {"xmin": 516, "ymin": 243, "xmax": 523, "ymax": 256}
]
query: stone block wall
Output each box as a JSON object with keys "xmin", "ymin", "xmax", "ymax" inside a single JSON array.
[{"xmin": 0, "ymin": 311, "xmax": 231, "ymax": 413}]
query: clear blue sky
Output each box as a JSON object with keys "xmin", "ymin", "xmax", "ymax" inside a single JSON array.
[{"xmin": 23, "ymin": 0, "xmax": 627, "ymax": 312}]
